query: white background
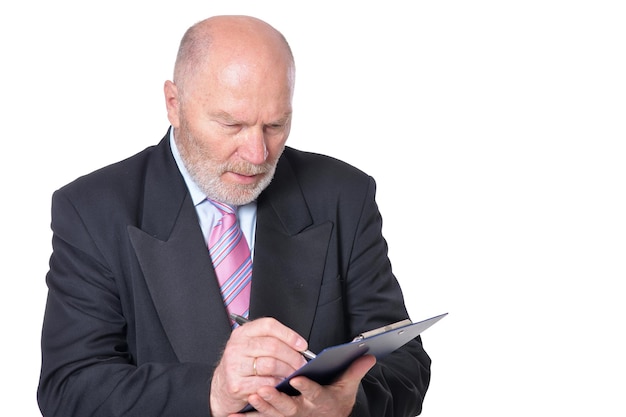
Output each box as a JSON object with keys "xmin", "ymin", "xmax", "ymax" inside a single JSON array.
[{"xmin": 1, "ymin": 1, "xmax": 625, "ymax": 416}]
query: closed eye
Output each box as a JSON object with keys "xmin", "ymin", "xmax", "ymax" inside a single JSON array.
[
  {"xmin": 219, "ymin": 122, "xmax": 243, "ymax": 132},
  {"xmin": 264, "ymin": 124, "xmax": 287, "ymax": 135}
]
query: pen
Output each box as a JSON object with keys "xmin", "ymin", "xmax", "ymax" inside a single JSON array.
[{"xmin": 229, "ymin": 313, "xmax": 317, "ymax": 360}]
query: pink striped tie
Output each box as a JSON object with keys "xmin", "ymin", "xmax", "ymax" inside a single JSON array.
[{"xmin": 208, "ymin": 200, "xmax": 252, "ymax": 327}]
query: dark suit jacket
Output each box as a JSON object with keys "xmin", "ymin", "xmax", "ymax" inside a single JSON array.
[{"xmin": 38, "ymin": 132, "xmax": 431, "ymax": 417}]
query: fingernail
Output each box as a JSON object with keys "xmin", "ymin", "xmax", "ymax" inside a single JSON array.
[
  {"xmin": 290, "ymin": 379, "xmax": 302, "ymax": 390},
  {"xmin": 295, "ymin": 338, "xmax": 306, "ymax": 349}
]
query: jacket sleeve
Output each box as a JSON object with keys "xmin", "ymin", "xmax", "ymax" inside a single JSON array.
[
  {"xmin": 37, "ymin": 190, "xmax": 213, "ymax": 417},
  {"xmin": 344, "ymin": 177, "xmax": 432, "ymax": 416}
]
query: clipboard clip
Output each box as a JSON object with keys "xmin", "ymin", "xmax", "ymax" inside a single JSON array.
[{"xmin": 351, "ymin": 318, "xmax": 413, "ymax": 342}]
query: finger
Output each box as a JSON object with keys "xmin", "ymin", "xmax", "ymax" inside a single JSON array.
[
  {"xmin": 248, "ymin": 387, "xmax": 298, "ymax": 417},
  {"xmin": 253, "ymin": 355, "xmax": 305, "ymax": 379},
  {"xmin": 230, "ymin": 321, "xmax": 308, "ymax": 373},
  {"xmin": 237, "ymin": 317, "xmax": 309, "ymax": 353},
  {"xmin": 227, "ymin": 337, "xmax": 304, "ymax": 381},
  {"xmin": 340, "ymin": 354, "xmax": 377, "ymax": 382},
  {"xmin": 291, "ymin": 355, "xmax": 376, "ymax": 397},
  {"xmin": 331, "ymin": 354, "xmax": 377, "ymax": 395}
]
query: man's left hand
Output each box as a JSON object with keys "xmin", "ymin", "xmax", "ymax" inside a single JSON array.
[{"xmin": 234, "ymin": 354, "xmax": 376, "ymax": 417}]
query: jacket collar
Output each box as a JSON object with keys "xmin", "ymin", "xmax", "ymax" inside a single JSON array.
[
  {"xmin": 251, "ymin": 150, "xmax": 332, "ymax": 340},
  {"xmin": 128, "ymin": 133, "xmax": 232, "ymax": 363}
]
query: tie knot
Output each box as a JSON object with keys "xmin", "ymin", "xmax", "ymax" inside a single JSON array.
[{"xmin": 208, "ymin": 199, "xmax": 236, "ymax": 216}]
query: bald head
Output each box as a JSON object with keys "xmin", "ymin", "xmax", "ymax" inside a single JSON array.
[
  {"xmin": 163, "ymin": 15, "xmax": 296, "ymax": 205},
  {"xmin": 173, "ymin": 15, "xmax": 295, "ymax": 97}
]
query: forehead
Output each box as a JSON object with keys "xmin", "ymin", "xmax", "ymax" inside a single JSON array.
[{"xmin": 187, "ymin": 59, "xmax": 293, "ymax": 117}]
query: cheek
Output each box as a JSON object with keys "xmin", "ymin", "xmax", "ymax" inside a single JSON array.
[
  {"xmin": 197, "ymin": 139, "xmax": 235, "ymax": 165},
  {"xmin": 185, "ymin": 124, "xmax": 234, "ymax": 160}
]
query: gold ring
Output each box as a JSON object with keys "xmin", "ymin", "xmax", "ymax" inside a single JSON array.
[{"xmin": 253, "ymin": 357, "xmax": 258, "ymax": 376}]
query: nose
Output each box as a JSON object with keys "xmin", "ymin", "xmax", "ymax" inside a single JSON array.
[{"xmin": 239, "ymin": 127, "xmax": 268, "ymax": 165}]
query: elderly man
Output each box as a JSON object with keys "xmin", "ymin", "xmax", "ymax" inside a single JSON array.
[{"xmin": 38, "ymin": 15, "xmax": 431, "ymax": 417}]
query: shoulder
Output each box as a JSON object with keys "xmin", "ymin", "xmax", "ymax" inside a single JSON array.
[
  {"xmin": 53, "ymin": 137, "xmax": 171, "ymax": 206},
  {"xmin": 49, "ymin": 137, "xmax": 180, "ymax": 235},
  {"xmin": 54, "ymin": 147, "xmax": 148, "ymax": 207},
  {"xmin": 279, "ymin": 146, "xmax": 372, "ymax": 188},
  {"xmin": 271, "ymin": 147, "xmax": 377, "ymax": 215}
]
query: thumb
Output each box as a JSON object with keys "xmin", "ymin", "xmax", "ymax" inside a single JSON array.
[{"xmin": 341, "ymin": 354, "xmax": 376, "ymax": 383}]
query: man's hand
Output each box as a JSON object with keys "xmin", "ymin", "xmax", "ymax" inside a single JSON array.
[
  {"xmin": 210, "ymin": 318, "xmax": 309, "ymax": 417},
  {"xmin": 240, "ymin": 354, "xmax": 377, "ymax": 417}
]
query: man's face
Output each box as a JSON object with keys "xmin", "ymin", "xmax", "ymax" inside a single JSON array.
[{"xmin": 165, "ymin": 58, "xmax": 293, "ymax": 206}]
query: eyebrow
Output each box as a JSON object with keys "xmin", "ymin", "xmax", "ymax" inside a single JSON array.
[
  {"xmin": 268, "ymin": 113, "xmax": 292, "ymax": 125},
  {"xmin": 211, "ymin": 111, "xmax": 239, "ymax": 124},
  {"xmin": 211, "ymin": 110, "xmax": 292, "ymax": 126}
]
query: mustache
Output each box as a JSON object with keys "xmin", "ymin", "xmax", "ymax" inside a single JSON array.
[{"xmin": 222, "ymin": 160, "xmax": 272, "ymax": 176}]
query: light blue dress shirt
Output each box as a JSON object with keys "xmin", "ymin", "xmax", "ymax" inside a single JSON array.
[{"xmin": 169, "ymin": 131, "xmax": 257, "ymax": 258}]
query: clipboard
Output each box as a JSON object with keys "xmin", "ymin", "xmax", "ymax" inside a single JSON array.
[{"xmin": 240, "ymin": 312, "xmax": 447, "ymax": 412}]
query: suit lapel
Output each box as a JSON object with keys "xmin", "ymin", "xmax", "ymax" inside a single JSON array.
[
  {"xmin": 250, "ymin": 151, "xmax": 332, "ymax": 340},
  {"xmin": 128, "ymin": 135, "xmax": 231, "ymax": 364},
  {"xmin": 127, "ymin": 139, "xmax": 332, "ymax": 362}
]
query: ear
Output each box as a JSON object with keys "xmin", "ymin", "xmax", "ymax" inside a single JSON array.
[{"xmin": 164, "ymin": 80, "xmax": 181, "ymax": 128}]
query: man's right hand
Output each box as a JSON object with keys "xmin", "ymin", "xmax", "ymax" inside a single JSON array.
[{"xmin": 209, "ymin": 317, "xmax": 309, "ymax": 417}]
